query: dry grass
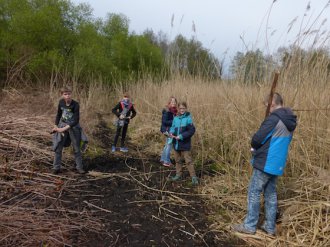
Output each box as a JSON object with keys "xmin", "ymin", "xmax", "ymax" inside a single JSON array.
[
  {"xmin": 115, "ymin": 69, "xmax": 330, "ymax": 246},
  {"xmin": 2, "ymin": 59, "xmax": 328, "ymax": 246},
  {"xmin": 1, "ymin": 75, "xmax": 329, "ymax": 246},
  {"xmin": 0, "ymin": 88, "xmax": 106, "ymax": 246},
  {"xmin": 1, "ymin": 3, "xmax": 329, "ymax": 244}
]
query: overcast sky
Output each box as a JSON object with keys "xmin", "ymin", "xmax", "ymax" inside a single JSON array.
[{"xmin": 71, "ymin": 0, "xmax": 330, "ymax": 70}]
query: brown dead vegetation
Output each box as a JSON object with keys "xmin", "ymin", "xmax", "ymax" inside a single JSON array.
[{"xmin": 0, "ymin": 88, "xmax": 239, "ymax": 247}]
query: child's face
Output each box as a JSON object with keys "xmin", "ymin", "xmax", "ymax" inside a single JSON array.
[
  {"xmin": 62, "ymin": 91, "xmax": 72, "ymax": 102},
  {"xmin": 123, "ymin": 97, "xmax": 130, "ymax": 103},
  {"xmin": 169, "ymin": 98, "xmax": 177, "ymax": 107},
  {"xmin": 178, "ymin": 105, "xmax": 187, "ymax": 115}
]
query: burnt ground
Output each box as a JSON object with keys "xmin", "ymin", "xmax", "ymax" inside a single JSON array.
[{"xmin": 57, "ymin": 116, "xmax": 243, "ymax": 247}]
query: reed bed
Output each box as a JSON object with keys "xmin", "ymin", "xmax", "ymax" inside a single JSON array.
[
  {"xmin": 1, "ymin": 2, "xmax": 329, "ymax": 245},
  {"xmin": 1, "ymin": 49, "xmax": 329, "ymax": 246},
  {"xmin": 123, "ymin": 70, "xmax": 330, "ymax": 246}
]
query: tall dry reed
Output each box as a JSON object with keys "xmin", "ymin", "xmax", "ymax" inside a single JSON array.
[{"xmin": 107, "ymin": 67, "xmax": 329, "ymax": 246}]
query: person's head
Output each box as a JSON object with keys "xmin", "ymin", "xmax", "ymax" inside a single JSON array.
[
  {"xmin": 60, "ymin": 86, "xmax": 72, "ymax": 103},
  {"xmin": 178, "ymin": 102, "xmax": 188, "ymax": 115},
  {"xmin": 122, "ymin": 92, "xmax": 130, "ymax": 103},
  {"xmin": 167, "ymin": 96, "xmax": 177, "ymax": 108},
  {"xmin": 264, "ymin": 92, "xmax": 283, "ymax": 112}
]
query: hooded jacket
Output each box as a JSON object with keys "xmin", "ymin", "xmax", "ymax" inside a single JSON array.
[
  {"xmin": 251, "ymin": 107, "xmax": 297, "ymax": 176},
  {"xmin": 169, "ymin": 112, "xmax": 195, "ymax": 151},
  {"xmin": 112, "ymin": 100, "xmax": 136, "ymax": 125}
]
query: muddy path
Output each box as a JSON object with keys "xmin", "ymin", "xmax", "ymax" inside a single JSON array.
[{"xmin": 59, "ymin": 116, "xmax": 241, "ymax": 246}]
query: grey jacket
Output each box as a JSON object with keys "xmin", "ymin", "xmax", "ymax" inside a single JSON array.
[{"xmin": 52, "ymin": 122, "xmax": 88, "ymax": 152}]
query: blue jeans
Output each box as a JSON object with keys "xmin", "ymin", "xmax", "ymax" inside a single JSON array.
[
  {"xmin": 160, "ymin": 138, "xmax": 172, "ymax": 163},
  {"xmin": 244, "ymin": 168, "xmax": 278, "ymax": 234}
]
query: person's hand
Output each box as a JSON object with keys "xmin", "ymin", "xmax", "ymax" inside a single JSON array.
[
  {"xmin": 50, "ymin": 126, "xmax": 58, "ymax": 134},
  {"xmin": 119, "ymin": 115, "xmax": 125, "ymax": 119},
  {"xmin": 57, "ymin": 127, "xmax": 65, "ymax": 133},
  {"xmin": 51, "ymin": 125, "xmax": 69, "ymax": 134},
  {"xmin": 170, "ymin": 134, "xmax": 180, "ymax": 140},
  {"xmin": 57, "ymin": 125, "xmax": 70, "ymax": 133}
]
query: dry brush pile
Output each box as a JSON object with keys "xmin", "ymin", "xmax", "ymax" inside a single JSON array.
[{"xmin": 0, "ymin": 89, "xmax": 105, "ymax": 246}]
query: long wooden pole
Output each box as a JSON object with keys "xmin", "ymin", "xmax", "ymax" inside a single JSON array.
[{"xmin": 265, "ymin": 72, "xmax": 280, "ymax": 118}]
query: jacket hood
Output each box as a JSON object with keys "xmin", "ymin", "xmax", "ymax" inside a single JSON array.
[{"xmin": 272, "ymin": 107, "xmax": 297, "ymax": 131}]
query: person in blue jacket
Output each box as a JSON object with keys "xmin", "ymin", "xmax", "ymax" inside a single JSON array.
[
  {"xmin": 232, "ymin": 93, "xmax": 297, "ymax": 236},
  {"xmin": 160, "ymin": 96, "xmax": 178, "ymax": 167},
  {"xmin": 169, "ymin": 102, "xmax": 198, "ymax": 185}
]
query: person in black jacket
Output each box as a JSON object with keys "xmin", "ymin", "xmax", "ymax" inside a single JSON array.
[
  {"xmin": 52, "ymin": 86, "xmax": 85, "ymax": 174},
  {"xmin": 111, "ymin": 93, "xmax": 136, "ymax": 152},
  {"xmin": 160, "ymin": 96, "xmax": 177, "ymax": 167}
]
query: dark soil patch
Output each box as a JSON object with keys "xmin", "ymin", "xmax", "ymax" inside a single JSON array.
[
  {"xmin": 62, "ymin": 159, "xmax": 209, "ymax": 246},
  {"xmin": 53, "ymin": 115, "xmax": 243, "ymax": 246}
]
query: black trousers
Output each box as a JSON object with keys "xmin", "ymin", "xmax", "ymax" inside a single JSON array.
[{"xmin": 113, "ymin": 123, "xmax": 128, "ymax": 147}]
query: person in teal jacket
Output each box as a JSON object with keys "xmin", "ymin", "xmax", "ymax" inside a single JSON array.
[{"xmin": 169, "ymin": 102, "xmax": 198, "ymax": 185}]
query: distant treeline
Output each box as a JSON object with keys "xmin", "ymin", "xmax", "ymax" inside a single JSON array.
[
  {"xmin": 230, "ymin": 47, "xmax": 330, "ymax": 85},
  {"xmin": 0, "ymin": 0, "xmax": 329, "ymax": 87},
  {"xmin": 0, "ymin": 0, "xmax": 222, "ymax": 86}
]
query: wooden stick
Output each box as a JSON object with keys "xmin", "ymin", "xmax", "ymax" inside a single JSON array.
[
  {"xmin": 265, "ymin": 72, "xmax": 280, "ymax": 119},
  {"xmin": 83, "ymin": 200, "xmax": 113, "ymax": 213}
]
